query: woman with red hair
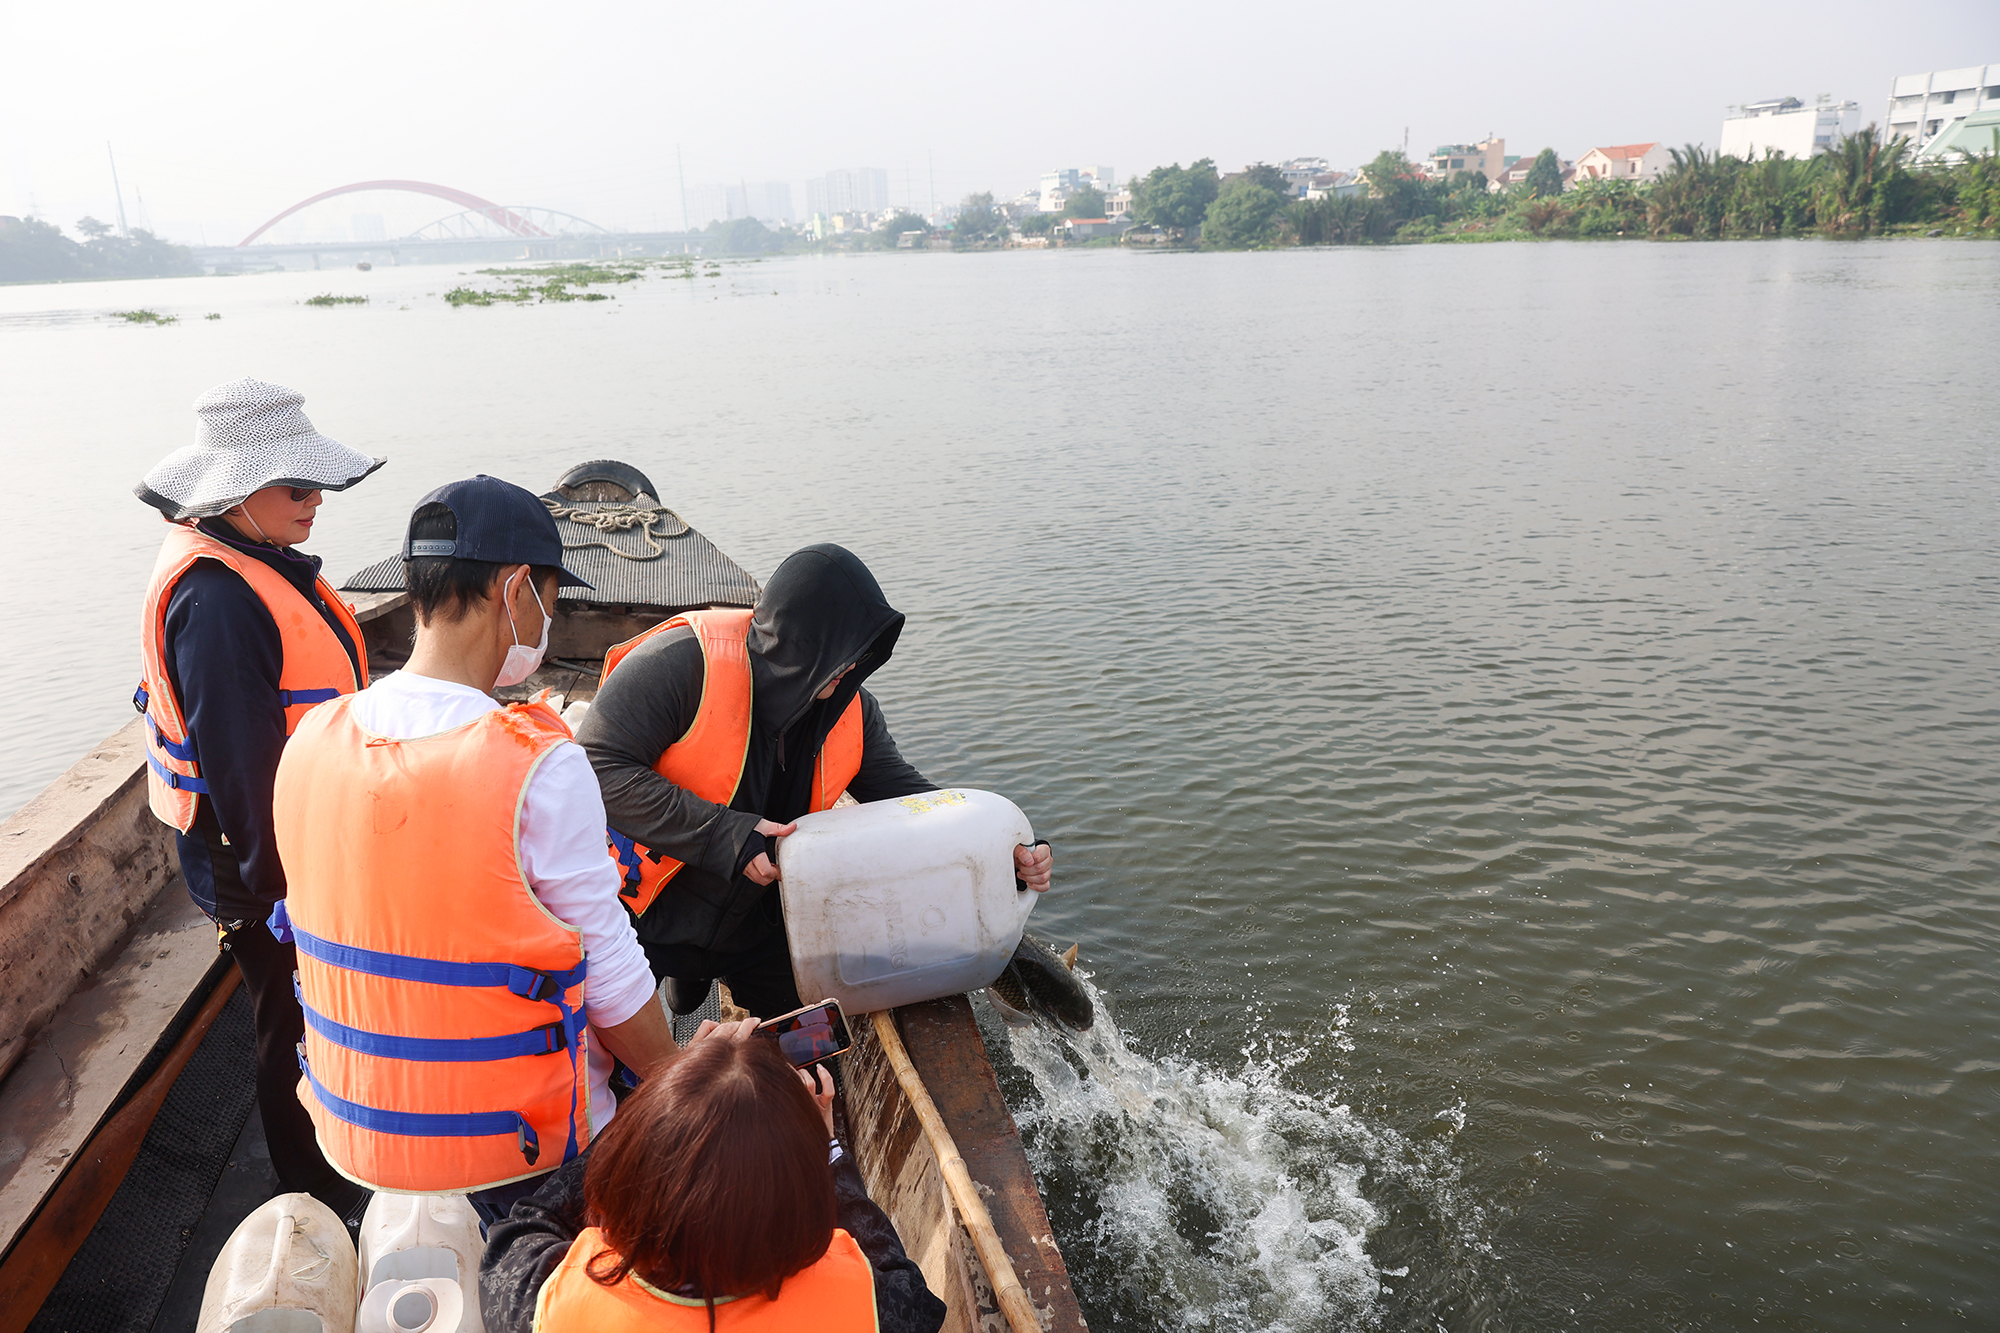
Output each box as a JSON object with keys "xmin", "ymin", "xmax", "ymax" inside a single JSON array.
[{"xmin": 479, "ymin": 1027, "xmax": 946, "ymax": 1332}]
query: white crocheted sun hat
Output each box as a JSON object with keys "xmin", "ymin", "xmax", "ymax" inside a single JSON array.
[{"xmin": 135, "ymin": 377, "xmax": 385, "ymax": 520}]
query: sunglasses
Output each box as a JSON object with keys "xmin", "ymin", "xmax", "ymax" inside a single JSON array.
[{"xmin": 288, "ymin": 487, "xmax": 322, "ymax": 502}]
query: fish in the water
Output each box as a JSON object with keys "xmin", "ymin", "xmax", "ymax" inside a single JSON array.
[{"xmin": 988, "ymin": 933, "xmax": 1093, "ymax": 1030}]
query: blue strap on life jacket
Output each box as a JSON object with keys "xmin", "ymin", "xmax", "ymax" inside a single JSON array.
[
  {"xmin": 297, "ymin": 1047, "xmax": 542, "ymax": 1166},
  {"xmin": 303, "ymin": 1005, "xmax": 587, "ymax": 1061},
  {"xmin": 145, "ymin": 751, "xmax": 209, "ymax": 793},
  {"xmin": 137, "ymin": 681, "xmax": 340, "ymax": 772},
  {"xmin": 607, "ymin": 828, "xmax": 643, "ymax": 897},
  {"xmin": 277, "ymin": 687, "xmax": 342, "ymax": 708},
  {"xmin": 290, "ymin": 926, "xmax": 587, "ymax": 998},
  {"xmin": 288, "ymin": 918, "xmax": 588, "ymax": 1167},
  {"xmin": 146, "ymin": 716, "xmax": 199, "ymax": 762}
]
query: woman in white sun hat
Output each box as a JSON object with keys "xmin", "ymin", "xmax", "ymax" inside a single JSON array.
[{"xmin": 133, "ymin": 376, "xmax": 383, "ymax": 1224}]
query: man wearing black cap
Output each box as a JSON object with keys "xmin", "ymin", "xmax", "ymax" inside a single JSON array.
[{"xmin": 272, "ymin": 477, "xmax": 745, "ymax": 1229}]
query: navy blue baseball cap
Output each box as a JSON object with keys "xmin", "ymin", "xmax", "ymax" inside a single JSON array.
[{"xmin": 402, "ymin": 475, "xmax": 594, "ymax": 588}]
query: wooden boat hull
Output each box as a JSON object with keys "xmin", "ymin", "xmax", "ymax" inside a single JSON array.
[
  {"xmin": 0, "ymin": 477, "xmax": 1089, "ymax": 1331},
  {"xmin": 849, "ymin": 998, "xmax": 1085, "ymax": 1333}
]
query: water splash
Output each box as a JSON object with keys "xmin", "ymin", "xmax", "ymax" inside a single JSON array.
[{"xmin": 1005, "ymin": 979, "xmax": 1479, "ymax": 1332}]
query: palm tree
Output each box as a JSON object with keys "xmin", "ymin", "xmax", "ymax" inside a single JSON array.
[
  {"xmin": 1648, "ymin": 145, "xmax": 1735, "ymax": 238},
  {"xmin": 1817, "ymin": 126, "xmax": 1909, "ymax": 234}
]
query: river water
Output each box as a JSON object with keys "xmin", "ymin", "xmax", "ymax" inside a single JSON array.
[{"xmin": 2, "ymin": 241, "xmax": 1995, "ymax": 1330}]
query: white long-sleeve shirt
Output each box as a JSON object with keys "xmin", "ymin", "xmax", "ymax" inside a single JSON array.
[{"xmin": 347, "ymin": 670, "xmax": 657, "ymax": 1134}]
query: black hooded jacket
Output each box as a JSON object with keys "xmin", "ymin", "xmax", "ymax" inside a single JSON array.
[{"xmin": 578, "ymin": 545, "xmax": 933, "ymax": 955}]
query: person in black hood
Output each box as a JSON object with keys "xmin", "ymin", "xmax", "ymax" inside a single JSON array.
[{"xmin": 577, "ymin": 544, "xmax": 1054, "ymax": 1017}]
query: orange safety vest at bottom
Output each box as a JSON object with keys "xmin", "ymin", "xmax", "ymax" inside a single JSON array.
[{"xmin": 533, "ymin": 1227, "xmax": 877, "ymax": 1333}]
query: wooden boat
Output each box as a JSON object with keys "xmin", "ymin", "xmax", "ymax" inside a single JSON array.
[{"xmin": 0, "ymin": 462, "xmax": 1087, "ymax": 1333}]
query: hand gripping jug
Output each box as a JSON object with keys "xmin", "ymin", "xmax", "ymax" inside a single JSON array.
[
  {"xmin": 197, "ymin": 1193, "xmax": 357, "ymax": 1333},
  {"xmin": 355, "ymin": 1193, "xmax": 486, "ymax": 1333},
  {"xmin": 778, "ymin": 788, "xmax": 1039, "ymax": 1014}
]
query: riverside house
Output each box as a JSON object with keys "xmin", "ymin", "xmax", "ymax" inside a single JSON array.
[{"xmin": 1574, "ymin": 143, "xmax": 1670, "ymax": 183}]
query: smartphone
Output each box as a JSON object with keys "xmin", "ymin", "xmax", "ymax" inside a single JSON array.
[{"xmin": 756, "ymin": 999, "xmax": 853, "ymax": 1068}]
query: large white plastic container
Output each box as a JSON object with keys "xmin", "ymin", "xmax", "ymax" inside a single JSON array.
[
  {"xmin": 355, "ymin": 1193, "xmax": 486, "ymax": 1333},
  {"xmin": 358, "ymin": 1279, "xmax": 469, "ymax": 1333},
  {"xmin": 197, "ymin": 1193, "xmax": 357, "ymax": 1333},
  {"xmin": 779, "ymin": 788, "xmax": 1039, "ymax": 1014}
]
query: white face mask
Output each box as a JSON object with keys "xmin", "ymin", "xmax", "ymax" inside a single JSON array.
[{"xmin": 494, "ymin": 571, "xmax": 551, "ymax": 689}]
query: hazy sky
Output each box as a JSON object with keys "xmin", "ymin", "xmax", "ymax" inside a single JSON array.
[{"xmin": 4, "ymin": 0, "xmax": 1995, "ymax": 244}]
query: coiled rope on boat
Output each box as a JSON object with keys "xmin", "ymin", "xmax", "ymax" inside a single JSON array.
[{"xmin": 541, "ymin": 499, "xmax": 688, "ymax": 561}]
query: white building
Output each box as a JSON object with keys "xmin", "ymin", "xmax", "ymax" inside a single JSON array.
[
  {"xmin": 1914, "ymin": 107, "xmax": 2000, "ymax": 163},
  {"xmin": 1719, "ymin": 97, "xmax": 1859, "ymax": 160},
  {"xmin": 1494, "ymin": 153, "xmax": 1573, "ymax": 191},
  {"xmin": 1037, "ymin": 166, "xmax": 1114, "ymax": 213},
  {"xmin": 1304, "ymin": 170, "xmax": 1364, "ymax": 200},
  {"xmin": 1886, "ymin": 65, "xmax": 2000, "ymax": 151},
  {"xmin": 1277, "ymin": 157, "xmax": 1332, "ymax": 196},
  {"xmin": 805, "ymin": 168, "xmax": 890, "ymax": 220},
  {"xmin": 1428, "ymin": 137, "xmax": 1505, "ymax": 184},
  {"xmin": 1573, "ymin": 142, "xmax": 1671, "ymax": 184}
]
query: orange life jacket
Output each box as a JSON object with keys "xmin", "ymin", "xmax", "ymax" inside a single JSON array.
[
  {"xmin": 532, "ymin": 1226, "xmax": 877, "ymax": 1333},
  {"xmin": 272, "ymin": 695, "xmax": 592, "ymax": 1194},
  {"xmin": 136, "ymin": 520, "xmax": 367, "ymax": 833},
  {"xmin": 600, "ymin": 609, "xmax": 863, "ymax": 918}
]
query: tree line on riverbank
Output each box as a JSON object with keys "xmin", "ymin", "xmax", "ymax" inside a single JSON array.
[
  {"xmin": 0, "ymin": 215, "xmax": 200, "ymax": 283},
  {"xmin": 1119, "ymin": 128, "xmax": 2000, "ymax": 249}
]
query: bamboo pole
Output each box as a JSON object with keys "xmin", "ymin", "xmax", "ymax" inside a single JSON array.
[{"xmin": 869, "ymin": 1009, "xmax": 1042, "ymax": 1333}]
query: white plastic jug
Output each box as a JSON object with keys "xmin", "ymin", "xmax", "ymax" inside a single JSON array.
[
  {"xmin": 779, "ymin": 788, "xmax": 1039, "ymax": 1014},
  {"xmin": 356, "ymin": 1193, "xmax": 485, "ymax": 1333},
  {"xmin": 197, "ymin": 1193, "xmax": 357, "ymax": 1333},
  {"xmin": 358, "ymin": 1279, "xmax": 468, "ymax": 1333}
]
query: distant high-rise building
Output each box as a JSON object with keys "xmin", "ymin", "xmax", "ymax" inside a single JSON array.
[
  {"xmin": 806, "ymin": 168, "xmax": 890, "ymax": 219},
  {"xmin": 350, "ymin": 213, "xmax": 386, "ymax": 242},
  {"xmin": 730, "ymin": 181, "xmax": 794, "ymax": 225},
  {"xmin": 1719, "ymin": 96, "xmax": 1859, "ymax": 160},
  {"xmin": 688, "ymin": 181, "xmax": 795, "ymax": 228},
  {"xmin": 1886, "ymin": 64, "xmax": 1999, "ymax": 151}
]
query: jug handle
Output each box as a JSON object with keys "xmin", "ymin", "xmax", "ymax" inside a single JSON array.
[{"xmin": 1014, "ymin": 839, "xmax": 1052, "ymax": 893}]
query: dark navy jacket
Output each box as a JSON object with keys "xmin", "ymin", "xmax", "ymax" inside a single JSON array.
[{"xmin": 161, "ymin": 519, "xmax": 361, "ymax": 924}]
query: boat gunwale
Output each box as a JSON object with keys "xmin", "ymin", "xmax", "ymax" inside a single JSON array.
[{"xmin": 0, "ymin": 509, "xmax": 1089, "ymax": 1331}]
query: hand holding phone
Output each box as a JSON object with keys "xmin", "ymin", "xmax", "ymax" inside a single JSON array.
[
  {"xmin": 800, "ymin": 1063, "xmax": 836, "ymax": 1136},
  {"xmin": 757, "ymin": 999, "xmax": 853, "ymax": 1068}
]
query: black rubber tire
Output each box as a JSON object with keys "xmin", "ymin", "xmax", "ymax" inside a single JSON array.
[{"xmin": 551, "ymin": 459, "xmax": 659, "ymax": 503}]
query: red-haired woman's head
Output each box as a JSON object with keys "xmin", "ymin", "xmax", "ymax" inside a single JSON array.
[{"xmin": 583, "ymin": 1035, "xmax": 836, "ymax": 1300}]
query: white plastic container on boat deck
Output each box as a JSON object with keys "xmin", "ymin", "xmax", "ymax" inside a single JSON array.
[
  {"xmin": 778, "ymin": 788, "xmax": 1038, "ymax": 1014},
  {"xmin": 358, "ymin": 1279, "xmax": 469, "ymax": 1333},
  {"xmin": 196, "ymin": 1192, "xmax": 357, "ymax": 1333},
  {"xmin": 356, "ymin": 1193, "xmax": 486, "ymax": 1333}
]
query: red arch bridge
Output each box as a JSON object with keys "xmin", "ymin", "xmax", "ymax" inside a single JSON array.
[{"xmin": 238, "ymin": 180, "xmax": 611, "ymax": 246}]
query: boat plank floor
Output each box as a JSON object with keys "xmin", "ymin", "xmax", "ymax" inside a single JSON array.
[
  {"xmin": 149, "ymin": 1098, "xmax": 276, "ymax": 1333},
  {"xmin": 0, "ymin": 889, "xmax": 215, "ymax": 1258},
  {"xmin": 26, "ymin": 983, "xmax": 258, "ymax": 1333}
]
